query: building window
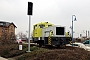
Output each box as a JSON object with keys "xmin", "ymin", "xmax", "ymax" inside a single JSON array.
[
  {"xmin": 10, "ymin": 26, "xmax": 14, "ymax": 30},
  {"xmin": 0, "ymin": 23, "xmax": 3, "ymax": 25}
]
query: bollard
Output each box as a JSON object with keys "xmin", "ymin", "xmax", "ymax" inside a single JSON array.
[{"xmin": 19, "ymin": 45, "xmax": 22, "ymax": 50}]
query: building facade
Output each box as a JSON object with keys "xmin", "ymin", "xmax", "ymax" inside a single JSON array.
[{"xmin": 0, "ymin": 21, "xmax": 17, "ymax": 42}]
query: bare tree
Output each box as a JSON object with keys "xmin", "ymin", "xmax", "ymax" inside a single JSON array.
[
  {"xmin": 0, "ymin": 32, "xmax": 16, "ymax": 45},
  {"xmin": 17, "ymin": 32, "xmax": 27, "ymax": 39},
  {"xmin": 0, "ymin": 32, "xmax": 8, "ymax": 44}
]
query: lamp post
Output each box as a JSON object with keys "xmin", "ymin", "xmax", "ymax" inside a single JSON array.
[{"xmin": 72, "ymin": 15, "xmax": 77, "ymax": 46}]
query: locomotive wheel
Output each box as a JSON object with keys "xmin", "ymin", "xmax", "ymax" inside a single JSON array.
[
  {"xmin": 38, "ymin": 40, "xmax": 44, "ymax": 47},
  {"xmin": 56, "ymin": 45, "xmax": 60, "ymax": 48}
]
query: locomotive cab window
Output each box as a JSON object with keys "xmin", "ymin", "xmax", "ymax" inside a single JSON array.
[
  {"xmin": 56, "ymin": 27, "xmax": 64, "ymax": 35},
  {"xmin": 39, "ymin": 24, "xmax": 45, "ymax": 28},
  {"xmin": 34, "ymin": 25, "xmax": 37, "ymax": 29}
]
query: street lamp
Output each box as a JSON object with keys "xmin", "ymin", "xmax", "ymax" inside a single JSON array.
[
  {"xmin": 72, "ymin": 15, "xmax": 77, "ymax": 46},
  {"xmin": 69, "ymin": 26, "xmax": 75, "ymax": 33}
]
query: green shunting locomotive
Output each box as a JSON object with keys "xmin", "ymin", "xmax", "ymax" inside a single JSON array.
[{"xmin": 32, "ymin": 22, "xmax": 71, "ymax": 47}]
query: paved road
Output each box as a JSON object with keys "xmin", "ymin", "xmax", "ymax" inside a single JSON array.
[{"xmin": 0, "ymin": 57, "xmax": 8, "ymax": 60}]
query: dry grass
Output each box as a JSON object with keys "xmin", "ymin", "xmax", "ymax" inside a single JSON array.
[
  {"xmin": 0, "ymin": 43, "xmax": 90, "ymax": 60},
  {"xmin": 15, "ymin": 46, "xmax": 90, "ymax": 60}
]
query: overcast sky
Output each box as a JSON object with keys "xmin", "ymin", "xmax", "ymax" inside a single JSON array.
[{"xmin": 0, "ymin": 0, "xmax": 90, "ymax": 37}]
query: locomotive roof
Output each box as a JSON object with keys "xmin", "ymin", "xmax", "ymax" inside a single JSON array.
[{"xmin": 34, "ymin": 22, "xmax": 54, "ymax": 26}]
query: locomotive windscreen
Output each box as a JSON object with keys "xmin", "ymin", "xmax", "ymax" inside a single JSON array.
[{"xmin": 56, "ymin": 27, "xmax": 64, "ymax": 35}]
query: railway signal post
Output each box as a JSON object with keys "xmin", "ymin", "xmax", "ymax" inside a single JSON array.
[{"xmin": 27, "ymin": 2, "xmax": 33, "ymax": 52}]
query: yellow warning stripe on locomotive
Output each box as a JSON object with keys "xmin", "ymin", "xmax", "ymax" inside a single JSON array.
[{"xmin": 48, "ymin": 36, "xmax": 51, "ymax": 45}]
